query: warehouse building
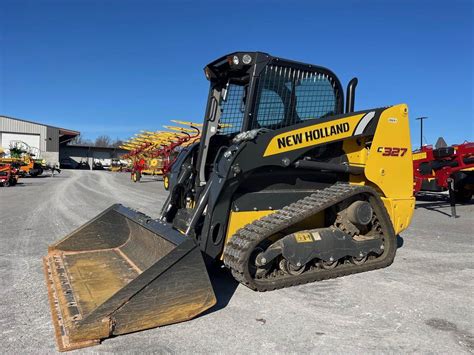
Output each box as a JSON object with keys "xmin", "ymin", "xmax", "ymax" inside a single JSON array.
[
  {"xmin": 0, "ymin": 115, "xmax": 79, "ymax": 164},
  {"xmin": 1, "ymin": 115, "xmax": 129, "ymax": 169}
]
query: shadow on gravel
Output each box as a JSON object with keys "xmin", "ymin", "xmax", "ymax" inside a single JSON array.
[
  {"xmin": 415, "ymin": 194, "xmax": 472, "ymax": 217},
  {"xmin": 23, "ymin": 175, "xmax": 67, "ymax": 180},
  {"xmin": 13, "ymin": 181, "xmax": 48, "ymax": 187},
  {"xmin": 25, "ymin": 175, "xmax": 50, "ymax": 178},
  {"xmin": 425, "ymin": 318, "xmax": 474, "ymax": 352},
  {"xmin": 198, "ymin": 264, "xmax": 239, "ymax": 318},
  {"xmin": 7, "ymin": 182, "xmax": 44, "ymax": 187},
  {"xmin": 416, "ymin": 203, "xmax": 453, "ymax": 217}
]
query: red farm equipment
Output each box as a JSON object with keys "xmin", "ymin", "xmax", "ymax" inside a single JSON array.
[
  {"xmin": 120, "ymin": 121, "xmax": 201, "ymax": 186},
  {"xmin": 0, "ymin": 163, "xmax": 20, "ymax": 187},
  {"xmin": 413, "ymin": 141, "xmax": 474, "ymax": 216}
]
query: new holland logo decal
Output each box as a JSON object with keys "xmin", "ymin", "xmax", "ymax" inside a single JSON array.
[
  {"xmin": 263, "ymin": 112, "xmax": 374, "ymax": 157},
  {"xmin": 276, "ymin": 122, "xmax": 350, "ymax": 149}
]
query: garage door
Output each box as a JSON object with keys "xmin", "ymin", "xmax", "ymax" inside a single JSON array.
[{"xmin": 1, "ymin": 133, "xmax": 41, "ymax": 152}]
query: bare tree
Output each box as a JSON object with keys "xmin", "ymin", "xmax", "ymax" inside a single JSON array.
[
  {"xmin": 112, "ymin": 138, "xmax": 124, "ymax": 148},
  {"xmin": 95, "ymin": 135, "xmax": 112, "ymax": 147},
  {"xmin": 70, "ymin": 135, "xmax": 93, "ymax": 146},
  {"xmin": 70, "ymin": 135, "xmax": 121, "ymax": 147}
]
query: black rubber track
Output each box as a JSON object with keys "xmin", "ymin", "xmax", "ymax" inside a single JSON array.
[{"xmin": 223, "ymin": 183, "xmax": 397, "ymax": 291}]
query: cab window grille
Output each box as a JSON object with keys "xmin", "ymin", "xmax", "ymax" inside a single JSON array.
[
  {"xmin": 218, "ymin": 84, "xmax": 245, "ymax": 134},
  {"xmin": 252, "ymin": 65, "xmax": 339, "ymax": 130}
]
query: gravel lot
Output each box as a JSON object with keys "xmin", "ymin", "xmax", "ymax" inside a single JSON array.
[{"xmin": 1, "ymin": 170, "xmax": 473, "ymax": 354}]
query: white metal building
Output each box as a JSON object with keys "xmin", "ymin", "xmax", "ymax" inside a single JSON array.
[{"xmin": 0, "ymin": 115, "xmax": 79, "ymax": 164}]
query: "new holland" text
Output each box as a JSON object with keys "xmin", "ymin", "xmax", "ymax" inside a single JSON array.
[{"xmin": 277, "ymin": 122, "xmax": 350, "ymax": 149}]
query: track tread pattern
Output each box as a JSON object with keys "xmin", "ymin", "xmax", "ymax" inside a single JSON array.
[{"xmin": 223, "ymin": 183, "xmax": 396, "ymax": 291}]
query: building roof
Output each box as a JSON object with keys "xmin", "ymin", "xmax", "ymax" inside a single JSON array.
[{"xmin": 0, "ymin": 114, "xmax": 80, "ymax": 135}]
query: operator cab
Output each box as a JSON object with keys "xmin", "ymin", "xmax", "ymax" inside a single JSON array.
[{"xmin": 196, "ymin": 52, "xmax": 346, "ymax": 186}]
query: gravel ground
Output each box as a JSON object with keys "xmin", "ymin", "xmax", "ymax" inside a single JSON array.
[{"xmin": 0, "ymin": 170, "xmax": 473, "ymax": 354}]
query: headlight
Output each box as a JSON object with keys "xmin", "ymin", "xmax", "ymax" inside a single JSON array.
[
  {"xmin": 232, "ymin": 55, "xmax": 239, "ymax": 65},
  {"xmin": 242, "ymin": 54, "xmax": 252, "ymax": 64}
]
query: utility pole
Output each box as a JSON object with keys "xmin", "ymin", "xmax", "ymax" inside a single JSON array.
[{"xmin": 415, "ymin": 116, "xmax": 428, "ymax": 149}]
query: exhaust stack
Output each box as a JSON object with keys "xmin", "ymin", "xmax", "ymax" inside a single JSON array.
[{"xmin": 345, "ymin": 77, "xmax": 358, "ymax": 113}]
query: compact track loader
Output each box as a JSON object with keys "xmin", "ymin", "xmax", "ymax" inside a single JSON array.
[{"xmin": 44, "ymin": 52, "xmax": 415, "ymax": 351}]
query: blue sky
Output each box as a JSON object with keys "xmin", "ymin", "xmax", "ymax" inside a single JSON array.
[{"xmin": 1, "ymin": 0, "xmax": 472, "ymax": 147}]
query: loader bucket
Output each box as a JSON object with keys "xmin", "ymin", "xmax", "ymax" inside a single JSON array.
[{"xmin": 43, "ymin": 204, "xmax": 216, "ymax": 351}]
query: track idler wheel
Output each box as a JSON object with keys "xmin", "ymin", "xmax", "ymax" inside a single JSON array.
[
  {"xmin": 320, "ymin": 259, "xmax": 338, "ymax": 269},
  {"xmin": 250, "ymin": 241, "xmax": 275, "ymax": 279},
  {"xmin": 279, "ymin": 259, "xmax": 306, "ymax": 275},
  {"xmin": 350, "ymin": 254, "xmax": 368, "ymax": 265}
]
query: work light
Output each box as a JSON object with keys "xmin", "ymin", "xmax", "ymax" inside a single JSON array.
[{"xmin": 242, "ymin": 54, "xmax": 252, "ymax": 64}]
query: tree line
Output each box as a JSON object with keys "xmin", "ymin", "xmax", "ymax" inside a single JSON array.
[{"xmin": 70, "ymin": 135, "xmax": 124, "ymax": 148}]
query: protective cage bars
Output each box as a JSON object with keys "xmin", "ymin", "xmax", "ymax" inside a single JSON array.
[
  {"xmin": 252, "ymin": 65, "xmax": 341, "ymax": 130},
  {"xmin": 219, "ymin": 84, "xmax": 245, "ymax": 134}
]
